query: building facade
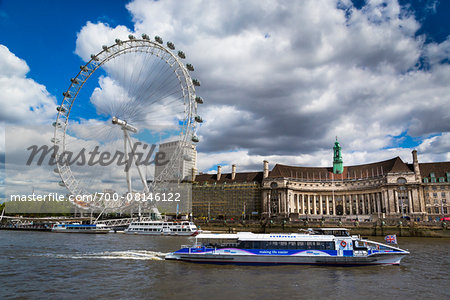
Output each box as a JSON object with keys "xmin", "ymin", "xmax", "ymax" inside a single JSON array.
[
  {"xmin": 191, "ymin": 141, "xmax": 449, "ymax": 221},
  {"xmin": 192, "ymin": 166, "xmax": 262, "ymax": 219},
  {"xmin": 262, "ymin": 145, "xmax": 450, "ymax": 221},
  {"xmin": 154, "ymin": 141, "xmax": 197, "ymax": 181}
]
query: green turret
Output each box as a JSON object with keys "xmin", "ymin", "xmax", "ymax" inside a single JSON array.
[{"xmin": 333, "ymin": 137, "xmax": 343, "ymax": 174}]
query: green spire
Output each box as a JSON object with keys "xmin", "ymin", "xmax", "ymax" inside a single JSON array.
[{"xmin": 333, "ymin": 137, "xmax": 343, "ymax": 174}]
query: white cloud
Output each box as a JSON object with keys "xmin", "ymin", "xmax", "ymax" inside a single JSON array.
[
  {"xmin": 75, "ymin": 21, "xmax": 132, "ymax": 61},
  {"xmin": 0, "ymin": 45, "xmax": 29, "ymax": 77},
  {"xmin": 74, "ymin": 0, "xmax": 450, "ymax": 172},
  {"xmin": 0, "ymin": 45, "xmax": 58, "ymax": 200},
  {"xmin": 0, "ymin": 45, "xmax": 57, "ymax": 125}
]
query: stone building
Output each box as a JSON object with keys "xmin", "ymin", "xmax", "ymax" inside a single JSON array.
[
  {"xmin": 154, "ymin": 141, "xmax": 197, "ymax": 181},
  {"xmin": 191, "ymin": 140, "xmax": 449, "ymax": 221},
  {"xmin": 262, "ymin": 140, "xmax": 450, "ymax": 221},
  {"xmin": 192, "ymin": 165, "xmax": 262, "ymax": 219}
]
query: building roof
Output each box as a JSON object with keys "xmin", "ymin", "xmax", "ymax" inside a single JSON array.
[
  {"xmin": 195, "ymin": 171, "xmax": 263, "ymax": 184},
  {"xmin": 193, "ymin": 157, "xmax": 450, "ymax": 184},
  {"xmin": 416, "ymin": 162, "xmax": 450, "ymax": 178},
  {"xmin": 268, "ymin": 156, "xmax": 414, "ymax": 180}
]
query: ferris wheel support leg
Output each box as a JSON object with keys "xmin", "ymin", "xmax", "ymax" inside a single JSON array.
[
  {"xmin": 124, "ymin": 133, "xmax": 150, "ymax": 194},
  {"xmin": 123, "ymin": 129, "xmax": 132, "ymax": 194}
]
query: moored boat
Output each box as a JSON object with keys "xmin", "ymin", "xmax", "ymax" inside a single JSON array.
[
  {"xmin": 124, "ymin": 220, "xmax": 199, "ymax": 236},
  {"xmin": 165, "ymin": 228, "xmax": 409, "ymax": 265},
  {"xmin": 51, "ymin": 223, "xmax": 110, "ymax": 234}
]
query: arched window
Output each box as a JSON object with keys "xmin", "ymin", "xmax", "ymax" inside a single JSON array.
[
  {"xmin": 397, "ymin": 177, "xmax": 409, "ymax": 215},
  {"xmin": 397, "ymin": 178, "xmax": 407, "ymax": 184}
]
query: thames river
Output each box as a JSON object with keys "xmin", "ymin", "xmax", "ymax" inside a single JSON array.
[{"xmin": 0, "ymin": 230, "xmax": 448, "ymax": 299}]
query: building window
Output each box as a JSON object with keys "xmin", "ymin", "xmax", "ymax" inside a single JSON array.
[
  {"xmin": 434, "ymin": 207, "xmax": 439, "ymax": 214},
  {"xmin": 397, "ymin": 178, "xmax": 407, "ymax": 184},
  {"xmin": 397, "ymin": 178, "xmax": 409, "ymax": 214},
  {"xmin": 444, "ymin": 207, "xmax": 448, "ymax": 214},
  {"xmin": 427, "ymin": 208, "xmax": 431, "ymax": 213},
  {"xmin": 442, "ymin": 192, "xmax": 446, "ymax": 197},
  {"xmin": 433, "ymin": 193, "xmax": 438, "ymax": 197},
  {"xmin": 432, "ymin": 186, "xmax": 437, "ymax": 190}
]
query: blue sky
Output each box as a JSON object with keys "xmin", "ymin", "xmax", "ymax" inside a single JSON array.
[
  {"xmin": 0, "ymin": 0, "xmax": 134, "ymax": 97},
  {"xmin": 1, "ymin": 0, "xmax": 449, "ymax": 181}
]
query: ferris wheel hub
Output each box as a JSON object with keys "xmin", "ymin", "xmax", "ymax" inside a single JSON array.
[{"xmin": 112, "ymin": 116, "xmax": 137, "ymax": 133}]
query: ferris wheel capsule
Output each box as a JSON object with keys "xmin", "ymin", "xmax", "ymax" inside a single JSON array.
[
  {"xmin": 195, "ymin": 96, "xmax": 204, "ymax": 104},
  {"xmin": 56, "ymin": 106, "xmax": 66, "ymax": 113},
  {"xmin": 192, "ymin": 79, "xmax": 200, "ymax": 86},
  {"xmin": 58, "ymin": 181, "xmax": 65, "ymax": 187},
  {"xmin": 63, "ymin": 91, "xmax": 71, "ymax": 98},
  {"xmin": 167, "ymin": 41, "xmax": 175, "ymax": 50},
  {"xmin": 192, "ymin": 135, "xmax": 199, "ymax": 143},
  {"xmin": 90, "ymin": 54, "xmax": 99, "ymax": 61},
  {"xmin": 70, "ymin": 78, "xmax": 80, "ymax": 84},
  {"xmin": 186, "ymin": 64, "xmax": 194, "ymax": 71},
  {"xmin": 102, "ymin": 45, "xmax": 108, "ymax": 51},
  {"xmin": 52, "ymin": 121, "xmax": 62, "ymax": 128},
  {"xmin": 128, "ymin": 34, "xmax": 135, "ymax": 40},
  {"xmin": 115, "ymin": 38, "xmax": 122, "ymax": 45},
  {"xmin": 142, "ymin": 33, "xmax": 150, "ymax": 40},
  {"xmin": 195, "ymin": 115, "xmax": 203, "ymax": 123},
  {"xmin": 155, "ymin": 36, "xmax": 163, "ymax": 44}
]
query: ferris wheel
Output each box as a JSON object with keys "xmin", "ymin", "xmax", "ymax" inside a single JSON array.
[{"xmin": 52, "ymin": 34, "xmax": 203, "ymax": 211}]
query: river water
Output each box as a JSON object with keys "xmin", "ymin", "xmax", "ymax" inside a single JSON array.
[{"xmin": 0, "ymin": 230, "xmax": 448, "ymax": 299}]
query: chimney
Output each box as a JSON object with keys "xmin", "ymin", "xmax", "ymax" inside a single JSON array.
[
  {"xmin": 231, "ymin": 164, "xmax": 236, "ymax": 180},
  {"xmin": 412, "ymin": 150, "xmax": 421, "ymax": 182},
  {"xmin": 191, "ymin": 167, "xmax": 197, "ymax": 182},
  {"xmin": 263, "ymin": 160, "xmax": 269, "ymax": 178},
  {"xmin": 217, "ymin": 165, "xmax": 222, "ymax": 181}
]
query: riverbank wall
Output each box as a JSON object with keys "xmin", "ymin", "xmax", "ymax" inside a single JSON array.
[{"xmin": 197, "ymin": 221, "xmax": 450, "ymax": 238}]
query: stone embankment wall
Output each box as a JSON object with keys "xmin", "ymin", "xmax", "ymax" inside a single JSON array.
[{"xmin": 197, "ymin": 220, "xmax": 450, "ymax": 238}]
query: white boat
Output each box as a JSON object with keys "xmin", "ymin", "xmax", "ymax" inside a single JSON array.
[
  {"xmin": 165, "ymin": 228, "xmax": 409, "ymax": 265},
  {"xmin": 124, "ymin": 220, "xmax": 199, "ymax": 236},
  {"xmin": 51, "ymin": 223, "xmax": 110, "ymax": 234}
]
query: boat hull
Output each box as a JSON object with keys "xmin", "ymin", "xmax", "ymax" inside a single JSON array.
[
  {"xmin": 166, "ymin": 250, "xmax": 407, "ymax": 265},
  {"xmin": 52, "ymin": 229, "xmax": 110, "ymax": 234},
  {"xmin": 124, "ymin": 231, "xmax": 198, "ymax": 236}
]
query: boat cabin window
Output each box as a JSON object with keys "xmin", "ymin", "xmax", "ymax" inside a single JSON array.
[
  {"xmin": 238, "ymin": 240, "xmax": 335, "ymax": 250},
  {"xmin": 314, "ymin": 229, "xmax": 350, "ymax": 236},
  {"xmin": 201, "ymin": 238, "xmax": 238, "ymax": 248},
  {"xmin": 353, "ymin": 240, "xmax": 368, "ymax": 250}
]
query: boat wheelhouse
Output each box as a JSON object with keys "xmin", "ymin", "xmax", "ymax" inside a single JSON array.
[
  {"xmin": 125, "ymin": 220, "xmax": 199, "ymax": 236},
  {"xmin": 165, "ymin": 228, "xmax": 409, "ymax": 265},
  {"xmin": 51, "ymin": 223, "xmax": 110, "ymax": 234}
]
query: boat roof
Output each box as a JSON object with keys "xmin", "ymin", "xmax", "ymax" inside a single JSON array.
[
  {"xmin": 55, "ymin": 224, "xmax": 97, "ymax": 227},
  {"xmin": 196, "ymin": 232, "xmax": 337, "ymax": 241},
  {"xmin": 311, "ymin": 228, "xmax": 349, "ymax": 231}
]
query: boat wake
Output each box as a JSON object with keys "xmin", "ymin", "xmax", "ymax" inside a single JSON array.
[{"xmin": 35, "ymin": 250, "xmax": 169, "ymax": 261}]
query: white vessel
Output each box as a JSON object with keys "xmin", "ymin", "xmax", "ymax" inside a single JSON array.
[
  {"xmin": 166, "ymin": 228, "xmax": 409, "ymax": 265},
  {"xmin": 125, "ymin": 220, "xmax": 199, "ymax": 236},
  {"xmin": 51, "ymin": 223, "xmax": 110, "ymax": 234}
]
